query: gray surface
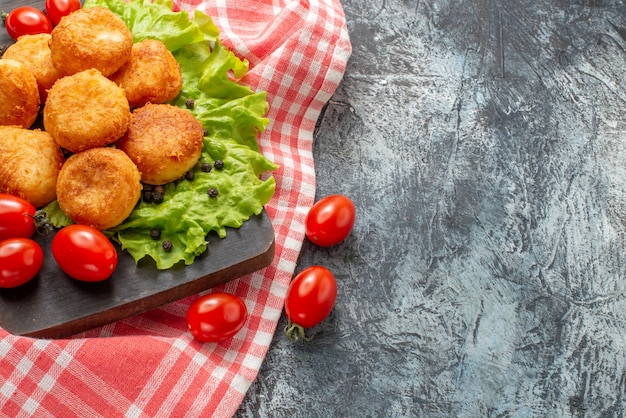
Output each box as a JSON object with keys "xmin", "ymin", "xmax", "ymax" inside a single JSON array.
[{"xmin": 237, "ymin": 0, "xmax": 626, "ymax": 416}]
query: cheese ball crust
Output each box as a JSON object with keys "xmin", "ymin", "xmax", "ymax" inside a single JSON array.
[
  {"xmin": 0, "ymin": 126, "xmax": 65, "ymax": 208},
  {"xmin": 110, "ymin": 39, "xmax": 183, "ymax": 109},
  {"xmin": 56, "ymin": 147, "xmax": 142, "ymax": 230},
  {"xmin": 2, "ymin": 34, "xmax": 63, "ymax": 103},
  {"xmin": 44, "ymin": 69, "xmax": 131, "ymax": 153},
  {"xmin": 49, "ymin": 7, "xmax": 133, "ymax": 77},
  {"xmin": 117, "ymin": 104, "xmax": 204, "ymax": 185},
  {"xmin": 0, "ymin": 59, "xmax": 40, "ymax": 128}
]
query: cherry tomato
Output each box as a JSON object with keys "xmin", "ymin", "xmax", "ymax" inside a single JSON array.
[
  {"xmin": 51, "ymin": 224, "xmax": 118, "ymax": 282},
  {"xmin": 0, "ymin": 238, "xmax": 44, "ymax": 288},
  {"xmin": 3, "ymin": 6, "xmax": 53, "ymax": 41},
  {"xmin": 0, "ymin": 193, "xmax": 36, "ymax": 241},
  {"xmin": 186, "ymin": 292, "xmax": 248, "ymax": 343},
  {"xmin": 45, "ymin": 0, "xmax": 81, "ymax": 26},
  {"xmin": 284, "ymin": 266, "xmax": 337, "ymax": 341},
  {"xmin": 305, "ymin": 194, "xmax": 356, "ymax": 247}
]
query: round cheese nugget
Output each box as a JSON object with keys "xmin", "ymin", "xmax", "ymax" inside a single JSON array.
[
  {"xmin": 2, "ymin": 33, "xmax": 63, "ymax": 103},
  {"xmin": 56, "ymin": 147, "xmax": 142, "ymax": 230},
  {"xmin": 117, "ymin": 104, "xmax": 204, "ymax": 185},
  {"xmin": 0, "ymin": 59, "xmax": 40, "ymax": 128},
  {"xmin": 0, "ymin": 126, "xmax": 65, "ymax": 208},
  {"xmin": 49, "ymin": 7, "xmax": 133, "ymax": 77},
  {"xmin": 44, "ymin": 69, "xmax": 131, "ymax": 153},
  {"xmin": 110, "ymin": 39, "xmax": 183, "ymax": 109}
]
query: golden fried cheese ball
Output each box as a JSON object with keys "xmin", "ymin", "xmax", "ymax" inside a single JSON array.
[
  {"xmin": 56, "ymin": 147, "xmax": 142, "ymax": 230},
  {"xmin": 49, "ymin": 6, "xmax": 133, "ymax": 77},
  {"xmin": 0, "ymin": 126, "xmax": 65, "ymax": 208},
  {"xmin": 110, "ymin": 39, "xmax": 183, "ymax": 109},
  {"xmin": 3, "ymin": 34, "xmax": 63, "ymax": 103},
  {"xmin": 0, "ymin": 59, "xmax": 40, "ymax": 128},
  {"xmin": 117, "ymin": 104, "xmax": 204, "ymax": 185},
  {"xmin": 44, "ymin": 69, "xmax": 131, "ymax": 153}
]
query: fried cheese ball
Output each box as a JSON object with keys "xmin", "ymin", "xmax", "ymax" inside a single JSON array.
[
  {"xmin": 56, "ymin": 147, "xmax": 142, "ymax": 230},
  {"xmin": 2, "ymin": 34, "xmax": 63, "ymax": 103},
  {"xmin": 110, "ymin": 39, "xmax": 183, "ymax": 109},
  {"xmin": 0, "ymin": 126, "xmax": 65, "ymax": 208},
  {"xmin": 44, "ymin": 69, "xmax": 131, "ymax": 153},
  {"xmin": 0, "ymin": 59, "xmax": 40, "ymax": 128},
  {"xmin": 117, "ymin": 104, "xmax": 204, "ymax": 185},
  {"xmin": 49, "ymin": 7, "xmax": 133, "ymax": 77}
]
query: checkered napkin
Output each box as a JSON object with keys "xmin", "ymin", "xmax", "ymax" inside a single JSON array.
[{"xmin": 0, "ymin": 0, "xmax": 351, "ymax": 416}]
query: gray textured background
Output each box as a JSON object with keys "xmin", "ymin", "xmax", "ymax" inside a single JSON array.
[{"xmin": 238, "ymin": 0, "xmax": 626, "ymax": 416}]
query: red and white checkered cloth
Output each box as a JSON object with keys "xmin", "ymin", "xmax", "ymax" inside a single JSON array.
[{"xmin": 0, "ymin": 0, "xmax": 351, "ymax": 416}]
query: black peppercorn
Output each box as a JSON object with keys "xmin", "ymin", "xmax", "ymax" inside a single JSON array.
[
  {"xmin": 185, "ymin": 98, "xmax": 195, "ymax": 109},
  {"xmin": 214, "ymin": 159, "xmax": 224, "ymax": 170},
  {"xmin": 143, "ymin": 191, "xmax": 153, "ymax": 203},
  {"xmin": 152, "ymin": 191, "xmax": 164, "ymax": 204},
  {"xmin": 208, "ymin": 187, "xmax": 218, "ymax": 198},
  {"xmin": 150, "ymin": 228, "xmax": 161, "ymax": 240},
  {"xmin": 201, "ymin": 162, "xmax": 212, "ymax": 172},
  {"xmin": 162, "ymin": 240, "xmax": 173, "ymax": 251},
  {"xmin": 185, "ymin": 170, "xmax": 194, "ymax": 181}
]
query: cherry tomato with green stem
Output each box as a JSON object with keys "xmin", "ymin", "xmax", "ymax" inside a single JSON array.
[
  {"xmin": 0, "ymin": 238, "xmax": 44, "ymax": 288},
  {"xmin": 0, "ymin": 193, "xmax": 37, "ymax": 241},
  {"xmin": 45, "ymin": 0, "xmax": 81, "ymax": 26},
  {"xmin": 284, "ymin": 265, "xmax": 337, "ymax": 341},
  {"xmin": 2, "ymin": 6, "xmax": 53, "ymax": 41},
  {"xmin": 186, "ymin": 292, "xmax": 248, "ymax": 343},
  {"xmin": 305, "ymin": 194, "xmax": 356, "ymax": 247},
  {"xmin": 52, "ymin": 224, "xmax": 118, "ymax": 282}
]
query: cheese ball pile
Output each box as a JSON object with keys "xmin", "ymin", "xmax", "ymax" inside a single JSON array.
[{"xmin": 0, "ymin": 7, "xmax": 203, "ymax": 230}]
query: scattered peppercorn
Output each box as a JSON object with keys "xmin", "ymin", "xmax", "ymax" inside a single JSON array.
[
  {"xmin": 33, "ymin": 211, "xmax": 54, "ymax": 236},
  {"xmin": 150, "ymin": 228, "xmax": 161, "ymax": 240},
  {"xmin": 152, "ymin": 191, "xmax": 164, "ymax": 204},
  {"xmin": 203, "ymin": 128, "xmax": 208, "ymax": 136},
  {"xmin": 143, "ymin": 191, "xmax": 153, "ymax": 203},
  {"xmin": 214, "ymin": 160, "xmax": 224, "ymax": 170},
  {"xmin": 162, "ymin": 240, "xmax": 173, "ymax": 252},
  {"xmin": 208, "ymin": 187, "xmax": 219, "ymax": 198},
  {"xmin": 201, "ymin": 162, "xmax": 212, "ymax": 172},
  {"xmin": 185, "ymin": 170, "xmax": 194, "ymax": 181},
  {"xmin": 185, "ymin": 98, "xmax": 195, "ymax": 109},
  {"xmin": 154, "ymin": 185, "xmax": 165, "ymax": 194}
]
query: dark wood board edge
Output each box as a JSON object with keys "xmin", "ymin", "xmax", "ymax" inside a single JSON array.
[{"xmin": 24, "ymin": 238, "xmax": 275, "ymax": 339}]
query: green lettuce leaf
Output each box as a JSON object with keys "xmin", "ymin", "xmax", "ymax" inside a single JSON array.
[
  {"xmin": 84, "ymin": 0, "xmax": 219, "ymax": 50},
  {"xmin": 52, "ymin": 0, "xmax": 280, "ymax": 269}
]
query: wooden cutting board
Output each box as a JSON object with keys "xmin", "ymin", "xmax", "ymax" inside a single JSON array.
[{"xmin": 0, "ymin": 212, "xmax": 275, "ymax": 338}]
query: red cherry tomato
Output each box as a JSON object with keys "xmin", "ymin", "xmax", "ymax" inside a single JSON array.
[
  {"xmin": 284, "ymin": 266, "xmax": 337, "ymax": 341},
  {"xmin": 51, "ymin": 224, "xmax": 118, "ymax": 282},
  {"xmin": 186, "ymin": 292, "xmax": 248, "ymax": 343},
  {"xmin": 3, "ymin": 6, "xmax": 53, "ymax": 41},
  {"xmin": 0, "ymin": 193, "xmax": 36, "ymax": 241},
  {"xmin": 305, "ymin": 194, "xmax": 356, "ymax": 247},
  {"xmin": 0, "ymin": 238, "xmax": 44, "ymax": 288},
  {"xmin": 45, "ymin": 0, "xmax": 81, "ymax": 26}
]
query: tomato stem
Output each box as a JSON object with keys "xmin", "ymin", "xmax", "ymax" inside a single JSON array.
[{"xmin": 283, "ymin": 322, "xmax": 313, "ymax": 342}]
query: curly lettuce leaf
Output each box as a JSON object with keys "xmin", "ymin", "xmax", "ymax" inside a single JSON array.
[{"xmin": 70, "ymin": 0, "xmax": 278, "ymax": 269}]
